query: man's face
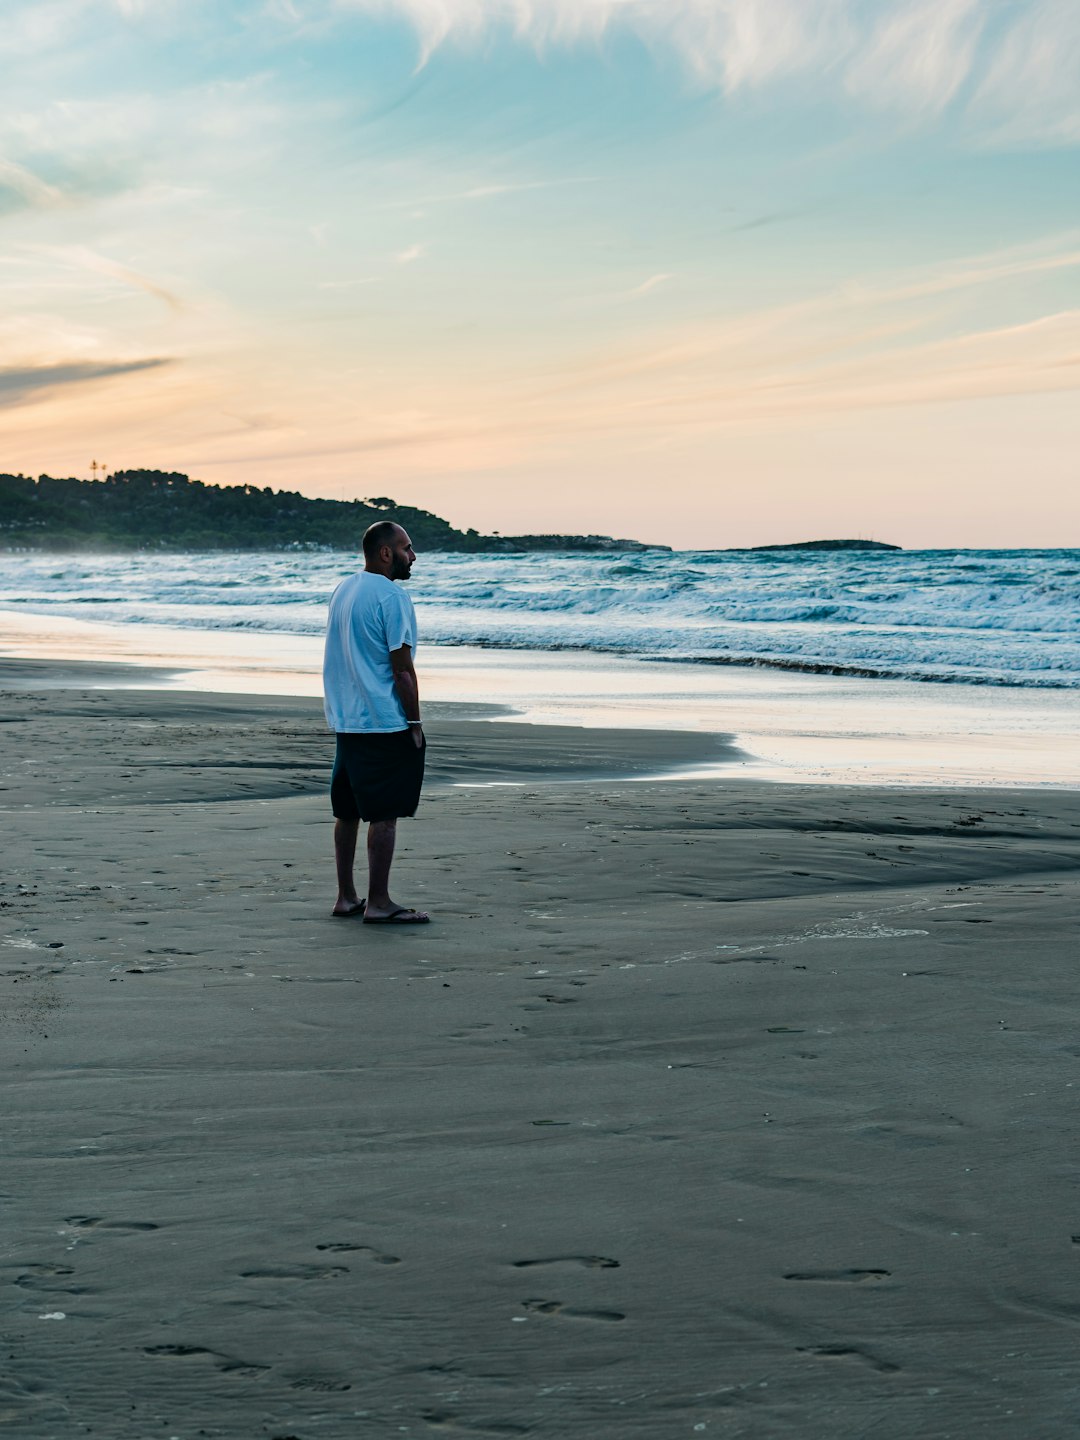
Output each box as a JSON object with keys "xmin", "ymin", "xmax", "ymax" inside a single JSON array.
[{"xmin": 388, "ymin": 529, "xmax": 416, "ymax": 580}]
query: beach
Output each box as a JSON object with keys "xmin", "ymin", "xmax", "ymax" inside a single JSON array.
[
  {"xmin": 4, "ymin": 668, "xmax": 1080, "ymax": 1437},
  {"xmin": 8, "ymin": 0, "xmax": 1080, "ymax": 1429}
]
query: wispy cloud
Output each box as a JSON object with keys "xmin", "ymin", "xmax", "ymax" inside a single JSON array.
[
  {"xmin": 378, "ymin": 175, "xmax": 594, "ymax": 211},
  {"xmin": 844, "ymin": 0, "xmax": 985, "ymax": 116},
  {"xmin": 332, "ymin": 0, "xmax": 1080, "ymax": 145},
  {"xmin": 0, "ymin": 357, "xmax": 170, "ymax": 406},
  {"xmin": 394, "ymin": 243, "xmax": 424, "ymax": 264},
  {"xmin": 549, "ymin": 238, "xmax": 1080, "ymax": 426},
  {"xmin": 460, "ymin": 177, "xmax": 589, "ymax": 200},
  {"xmin": 627, "ymin": 273, "xmax": 673, "ymax": 299},
  {"xmin": 836, "ymin": 236, "xmax": 1080, "ymax": 310},
  {"xmin": 174, "ymin": 238, "xmax": 1080, "ymax": 484},
  {"xmin": 0, "ymin": 0, "xmax": 182, "ymax": 62},
  {"xmin": 0, "ymin": 157, "xmax": 64, "ymax": 209},
  {"xmin": 969, "ymin": 0, "xmax": 1080, "ymax": 147},
  {"xmin": 37, "ymin": 245, "xmax": 183, "ymax": 312}
]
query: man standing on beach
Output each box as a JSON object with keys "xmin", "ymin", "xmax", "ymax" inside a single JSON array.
[{"xmin": 323, "ymin": 521, "xmax": 430, "ymax": 925}]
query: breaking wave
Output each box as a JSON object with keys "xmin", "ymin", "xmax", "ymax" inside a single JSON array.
[{"xmin": 1, "ymin": 547, "xmax": 1077, "ymax": 688}]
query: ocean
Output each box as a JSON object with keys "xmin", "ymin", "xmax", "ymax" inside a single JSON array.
[
  {"xmin": 1, "ymin": 547, "xmax": 1077, "ymax": 689},
  {"xmin": 2, "ymin": 546, "xmax": 1077, "ymax": 787}
]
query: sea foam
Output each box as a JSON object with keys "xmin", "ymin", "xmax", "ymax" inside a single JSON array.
[{"xmin": 1, "ymin": 547, "xmax": 1077, "ymax": 688}]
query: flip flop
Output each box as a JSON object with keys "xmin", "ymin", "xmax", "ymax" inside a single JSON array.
[
  {"xmin": 363, "ymin": 906, "xmax": 430, "ymax": 925},
  {"xmin": 331, "ymin": 901, "xmax": 366, "ymax": 918}
]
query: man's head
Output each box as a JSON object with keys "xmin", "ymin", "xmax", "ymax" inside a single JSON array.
[{"xmin": 363, "ymin": 520, "xmax": 415, "ymax": 581}]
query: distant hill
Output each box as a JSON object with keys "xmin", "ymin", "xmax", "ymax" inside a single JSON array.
[
  {"xmin": 744, "ymin": 539, "xmax": 902, "ymax": 552},
  {"xmin": 0, "ymin": 470, "xmax": 665, "ymax": 554}
]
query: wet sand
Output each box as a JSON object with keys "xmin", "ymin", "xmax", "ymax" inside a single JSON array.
[{"xmin": 3, "ymin": 672, "xmax": 1080, "ymax": 1438}]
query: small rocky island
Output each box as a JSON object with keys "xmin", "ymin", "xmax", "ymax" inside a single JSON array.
[
  {"xmin": 745, "ymin": 539, "xmax": 902, "ymax": 552},
  {"xmin": 0, "ymin": 469, "xmax": 666, "ymax": 554}
]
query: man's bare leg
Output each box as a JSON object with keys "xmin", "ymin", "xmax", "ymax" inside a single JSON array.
[
  {"xmin": 365, "ymin": 818, "xmax": 429, "ymax": 923},
  {"xmin": 332, "ymin": 818, "xmax": 365, "ymax": 916},
  {"xmin": 366, "ymin": 819, "xmax": 397, "ymax": 913}
]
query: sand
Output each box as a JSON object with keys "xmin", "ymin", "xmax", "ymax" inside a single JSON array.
[{"xmin": 3, "ymin": 668, "xmax": 1080, "ymax": 1439}]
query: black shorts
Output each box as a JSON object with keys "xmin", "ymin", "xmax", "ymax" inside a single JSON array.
[{"xmin": 330, "ymin": 730, "xmax": 426, "ymax": 823}]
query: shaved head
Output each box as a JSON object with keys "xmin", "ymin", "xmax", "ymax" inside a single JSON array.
[{"xmin": 362, "ymin": 520, "xmax": 404, "ymax": 561}]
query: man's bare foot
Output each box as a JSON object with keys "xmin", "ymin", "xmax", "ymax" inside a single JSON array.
[{"xmin": 362, "ymin": 903, "xmax": 430, "ymax": 925}]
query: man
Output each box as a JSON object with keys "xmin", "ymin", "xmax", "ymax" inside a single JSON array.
[{"xmin": 323, "ymin": 520, "xmax": 430, "ymax": 925}]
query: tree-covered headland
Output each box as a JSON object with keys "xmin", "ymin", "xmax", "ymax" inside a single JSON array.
[{"xmin": 0, "ymin": 470, "xmax": 661, "ymax": 553}]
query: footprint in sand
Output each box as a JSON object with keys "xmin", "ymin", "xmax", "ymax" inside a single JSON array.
[
  {"xmin": 288, "ymin": 1376, "xmax": 352, "ymax": 1392},
  {"xmin": 521, "ymin": 1298, "xmax": 625, "ymax": 1322},
  {"xmin": 64, "ymin": 1216, "xmax": 159, "ymax": 1231},
  {"xmin": 240, "ymin": 1264, "xmax": 348, "ymax": 1281},
  {"xmin": 797, "ymin": 1344, "xmax": 900, "ymax": 1373},
  {"xmin": 512, "ymin": 1256, "xmax": 619, "ymax": 1271},
  {"xmin": 421, "ymin": 1413, "xmax": 530, "ymax": 1436},
  {"xmin": 13, "ymin": 1264, "xmax": 84, "ymax": 1294},
  {"xmin": 316, "ymin": 1244, "xmax": 400, "ymax": 1264},
  {"xmin": 144, "ymin": 1344, "xmax": 268, "ymax": 1377},
  {"xmin": 784, "ymin": 1269, "xmax": 891, "ymax": 1284}
]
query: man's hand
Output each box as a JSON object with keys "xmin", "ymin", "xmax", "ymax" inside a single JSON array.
[{"xmin": 410, "ymin": 724, "xmax": 424, "ymax": 750}]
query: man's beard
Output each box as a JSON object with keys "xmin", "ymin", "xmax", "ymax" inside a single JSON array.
[{"xmin": 390, "ymin": 556, "xmax": 411, "ymax": 580}]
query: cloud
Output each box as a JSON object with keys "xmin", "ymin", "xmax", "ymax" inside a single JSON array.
[
  {"xmin": 110, "ymin": 0, "xmax": 174, "ymax": 14},
  {"xmin": 530, "ymin": 236, "xmax": 1080, "ymax": 431},
  {"xmin": 394, "ymin": 243, "xmax": 424, "ymax": 263},
  {"xmin": 729, "ymin": 210, "xmax": 802, "ymax": 233},
  {"xmin": 627, "ymin": 273, "xmax": 673, "ymax": 298},
  {"xmin": 334, "ymin": 0, "xmax": 844, "ymax": 82},
  {"xmin": 0, "ymin": 157, "xmax": 64, "ymax": 209},
  {"xmin": 686, "ymin": 310, "xmax": 1080, "ymax": 421},
  {"xmin": 969, "ymin": 0, "xmax": 1080, "ymax": 147},
  {"xmin": 0, "ymin": 357, "xmax": 170, "ymax": 406},
  {"xmin": 12, "ymin": 0, "xmax": 1073, "ymax": 149},
  {"xmin": 844, "ymin": 0, "xmax": 985, "ymax": 116},
  {"xmin": 459, "ymin": 177, "xmax": 592, "ymax": 200},
  {"xmin": 378, "ymin": 175, "xmax": 595, "ymax": 213},
  {"xmin": 331, "ymin": 0, "xmax": 1080, "ymax": 145},
  {"xmin": 167, "ymin": 236, "xmax": 1080, "ymax": 485},
  {"xmin": 36, "ymin": 245, "xmax": 183, "ymax": 312},
  {"xmin": 833, "ymin": 237, "xmax": 1080, "ymax": 311}
]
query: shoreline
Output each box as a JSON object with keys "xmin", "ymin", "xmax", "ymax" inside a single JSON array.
[
  {"xmin": 4, "ymin": 675, "xmax": 1080, "ymax": 1436},
  {"xmin": 0, "ymin": 675, "xmax": 742, "ymax": 799},
  {"xmin": 2, "ymin": 619, "xmax": 1079, "ymax": 791}
]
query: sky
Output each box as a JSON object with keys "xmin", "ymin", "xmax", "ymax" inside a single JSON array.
[{"xmin": 1, "ymin": 0, "xmax": 1078, "ymax": 548}]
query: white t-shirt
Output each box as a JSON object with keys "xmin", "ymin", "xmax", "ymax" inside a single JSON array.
[{"xmin": 322, "ymin": 571, "xmax": 418, "ymax": 733}]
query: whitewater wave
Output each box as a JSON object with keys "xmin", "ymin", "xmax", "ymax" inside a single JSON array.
[{"xmin": 1, "ymin": 546, "xmax": 1077, "ymax": 689}]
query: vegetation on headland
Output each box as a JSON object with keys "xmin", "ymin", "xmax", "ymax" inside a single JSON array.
[{"xmin": 0, "ymin": 470, "xmax": 665, "ymax": 554}]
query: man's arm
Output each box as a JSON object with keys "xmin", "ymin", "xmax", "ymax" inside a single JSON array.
[{"xmin": 390, "ymin": 644, "xmax": 423, "ymax": 746}]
